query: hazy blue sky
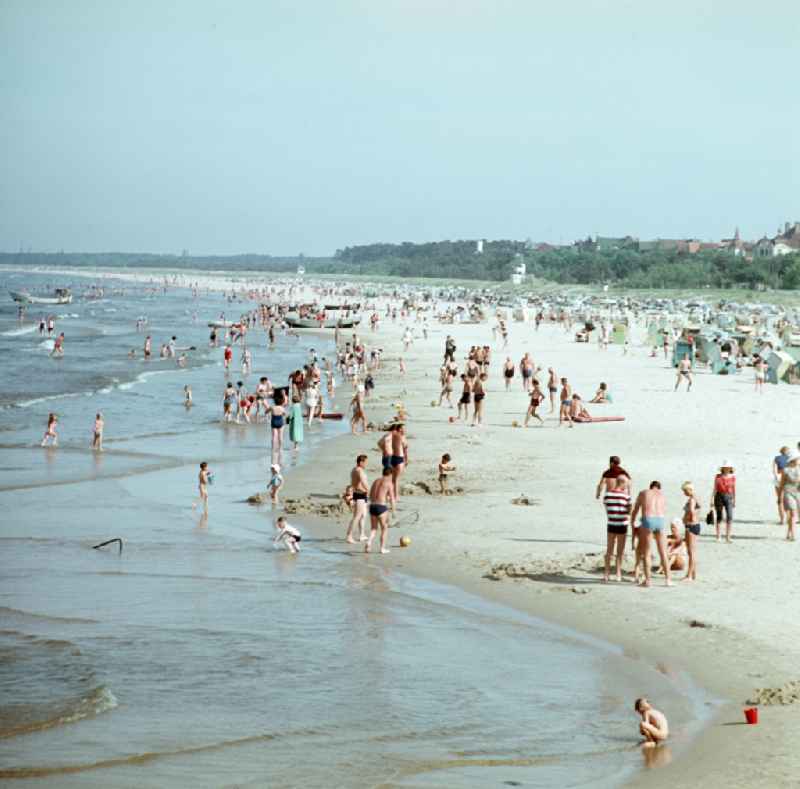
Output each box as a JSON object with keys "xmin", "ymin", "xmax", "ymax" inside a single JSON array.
[{"xmin": 1, "ymin": 0, "xmax": 798, "ymax": 255}]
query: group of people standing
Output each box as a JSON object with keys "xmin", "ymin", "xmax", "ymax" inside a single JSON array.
[{"xmin": 598, "ymin": 456, "xmax": 742, "ymax": 586}]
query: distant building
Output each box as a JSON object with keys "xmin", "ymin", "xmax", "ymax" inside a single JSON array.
[
  {"xmin": 720, "ymin": 227, "xmax": 746, "ymax": 257},
  {"xmin": 575, "ymin": 235, "xmax": 637, "ymax": 252},
  {"xmin": 511, "ymin": 259, "xmax": 526, "ymax": 285},
  {"xmin": 753, "ymin": 221, "xmax": 800, "ymax": 257},
  {"xmin": 637, "ymin": 238, "xmax": 701, "ymax": 254},
  {"xmin": 476, "ymin": 239, "xmax": 484, "ymax": 254}
]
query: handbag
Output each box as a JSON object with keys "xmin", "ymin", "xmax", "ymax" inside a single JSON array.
[{"xmin": 705, "ymin": 510, "xmax": 714, "ymax": 525}]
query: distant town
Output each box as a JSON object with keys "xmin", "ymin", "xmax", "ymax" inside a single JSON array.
[{"xmin": 521, "ymin": 220, "xmax": 800, "ymax": 260}]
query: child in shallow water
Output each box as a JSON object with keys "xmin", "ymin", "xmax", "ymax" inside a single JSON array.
[
  {"xmin": 269, "ymin": 464, "xmax": 283, "ymax": 504},
  {"xmin": 273, "ymin": 516, "xmax": 301, "ymax": 554},
  {"xmin": 634, "ymin": 698, "xmax": 669, "ymax": 746}
]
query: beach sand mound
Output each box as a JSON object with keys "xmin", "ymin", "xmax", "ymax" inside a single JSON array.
[
  {"xmin": 400, "ymin": 481, "xmax": 465, "ymax": 496},
  {"xmin": 748, "ymin": 681, "xmax": 800, "ymax": 706},
  {"xmin": 281, "ymin": 497, "xmax": 346, "ymax": 518},
  {"xmin": 485, "ymin": 552, "xmax": 639, "ymax": 582},
  {"xmin": 511, "ymin": 495, "xmax": 541, "ymax": 506}
]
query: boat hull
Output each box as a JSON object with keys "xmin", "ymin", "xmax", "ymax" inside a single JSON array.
[
  {"xmin": 9, "ymin": 290, "xmax": 72, "ymax": 305},
  {"xmin": 285, "ymin": 315, "xmax": 361, "ymax": 329}
]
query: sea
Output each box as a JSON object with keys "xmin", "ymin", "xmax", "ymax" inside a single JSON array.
[{"xmin": 0, "ymin": 267, "xmax": 712, "ymax": 788}]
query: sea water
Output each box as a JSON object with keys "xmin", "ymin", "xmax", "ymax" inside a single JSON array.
[{"xmin": 0, "ymin": 267, "xmax": 709, "ymax": 788}]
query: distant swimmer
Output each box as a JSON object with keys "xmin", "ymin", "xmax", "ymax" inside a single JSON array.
[
  {"xmin": 92, "ymin": 412, "xmax": 104, "ymax": 452},
  {"xmin": 184, "ymin": 385, "xmax": 193, "ymax": 408},
  {"xmin": 634, "ymin": 698, "xmax": 669, "ymax": 746},
  {"xmin": 365, "ymin": 467, "xmax": 396, "ymax": 555},
  {"xmin": 273, "ymin": 516, "xmax": 300, "ymax": 554},
  {"xmin": 345, "ymin": 454, "xmax": 369, "ymax": 543},
  {"xmin": 144, "ymin": 335, "xmax": 152, "ymax": 359},
  {"xmin": 50, "ymin": 332, "xmax": 65, "ymax": 357},
  {"xmin": 41, "ymin": 413, "xmax": 58, "ymax": 447}
]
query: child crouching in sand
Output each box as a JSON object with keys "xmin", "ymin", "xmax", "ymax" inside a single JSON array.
[
  {"xmin": 634, "ymin": 698, "xmax": 669, "ymax": 746},
  {"xmin": 438, "ymin": 453, "xmax": 456, "ymax": 494},
  {"xmin": 273, "ymin": 516, "xmax": 301, "ymax": 554}
]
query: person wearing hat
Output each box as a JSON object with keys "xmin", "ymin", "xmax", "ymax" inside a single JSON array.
[
  {"xmin": 269, "ymin": 464, "xmax": 284, "ymax": 504},
  {"xmin": 777, "ymin": 451, "xmax": 800, "ymax": 541},
  {"xmin": 711, "ymin": 462, "xmax": 736, "ymax": 543}
]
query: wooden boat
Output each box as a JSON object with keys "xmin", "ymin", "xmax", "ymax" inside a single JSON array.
[
  {"xmin": 207, "ymin": 320, "xmax": 234, "ymax": 328},
  {"xmin": 9, "ymin": 288, "xmax": 72, "ymax": 305},
  {"xmin": 285, "ymin": 313, "xmax": 361, "ymax": 329}
]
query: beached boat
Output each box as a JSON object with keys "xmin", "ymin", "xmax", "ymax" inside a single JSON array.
[
  {"xmin": 9, "ymin": 288, "xmax": 72, "ymax": 305},
  {"xmin": 207, "ymin": 320, "xmax": 235, "ymax": 328},
  {"xmin": 285, "ymin": 313, "xmax": 361, "ymax": 329}
]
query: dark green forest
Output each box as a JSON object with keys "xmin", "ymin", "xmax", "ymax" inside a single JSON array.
[{"xmin": 3, "ymin": 243, "xmax": 800, "ymax": 290}]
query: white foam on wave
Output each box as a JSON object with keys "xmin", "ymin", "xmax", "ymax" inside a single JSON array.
[
  {"xmin": 61, "ymin": 686, "xmax": 119, "ymax": 725},
  {"xmin": 38, "ymin": 339, "xmax": 55, "ymax": 350},
  {"xmin": 1, "ymin": 325, "xmax": 38, "ymax": 337},
  {"xmin": 58, "ymin": 313, "xmax": 80, "ymax": 319}
]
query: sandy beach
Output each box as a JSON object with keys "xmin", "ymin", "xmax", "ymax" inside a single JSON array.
[
  {"xmin": 277, "ymin": 307, "xmax": 800, "ymax": 788},
  {"xmin": 2, "ymin": 266, "xmax": 799, "ymax": 786}
]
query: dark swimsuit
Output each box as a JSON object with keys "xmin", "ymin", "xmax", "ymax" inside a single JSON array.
[
  {"xmin": 369, "ymin": 504, "xmax": 388, "ymax": 517},
  {"xmin": 271, "ymin": 414, "xmax": 285, "ymax": 428},
  {"xmin": 353, "ymin": 490, "xmax": 368, "ymax": 501},
  {"xmin": 390, "ymin": 455, "xmax": 404, "ymax": 467}
]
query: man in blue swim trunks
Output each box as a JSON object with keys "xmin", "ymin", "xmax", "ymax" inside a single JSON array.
[
  {"xmin": 630, "ymin": 481, "xmax": 671, "ymax": 587},
  {"xmin": 365, "ymin": 468, "xmax": 396, "ymax": 555}
]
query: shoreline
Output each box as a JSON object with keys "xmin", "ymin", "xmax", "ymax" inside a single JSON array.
[
  {"xmin": 276, "ymin": 312, "xmax": 800, "ymax": 788},
  {"xmin": 5, "ymin": 264, "xmax": 799, "ymax": 785}
]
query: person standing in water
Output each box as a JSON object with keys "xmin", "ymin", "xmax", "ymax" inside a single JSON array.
[
  {"xmin": 41, "ymin": 413, "xmax": 58, "ymax": 447},
  {"xmin": 634, "ymin": 698, "xmax": 669, "ymax": 746},
  {"xmin": 193, "ymin": 461, "xmax": 211, "ymax": 513},
  {"xmin": 51, "ymin": 332, "xmax": 65, "ymax": 357},
  {"xmin": 266, "ymin": 395, "xmax": 287, "ymax": 465},
  {"xmin": 91, "ymin": 413, "xmax": 104, "ymax": 452},
  {"xmin": 345, "ymin": 454, "xmax": 369, "ymax": 544},
  {"xmin": 365, "ymin": 467, "xmax": 396, "ymax": 555}
]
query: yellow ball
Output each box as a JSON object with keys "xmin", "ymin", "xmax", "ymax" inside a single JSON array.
[{"xmin": 399, "ymin": 536, "xmax": 411, "ymax": 547}]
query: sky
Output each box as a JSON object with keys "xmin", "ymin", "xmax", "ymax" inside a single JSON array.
[{"xmin": 1, "ymin": 0, "xmax": 798, "ymax": 256}]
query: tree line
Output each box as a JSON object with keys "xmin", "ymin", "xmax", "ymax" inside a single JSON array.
[{"xmin": 4, "ymin": 244, "xmax": 800, "ymax": 290}]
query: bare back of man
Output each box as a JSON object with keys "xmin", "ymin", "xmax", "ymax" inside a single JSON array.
[{"xmin": 366, "ymin": 469, "xmax": 396, "ymax": 554}]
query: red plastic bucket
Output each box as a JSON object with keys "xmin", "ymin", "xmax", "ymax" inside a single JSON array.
[{"xmin": 744, "ymin": 707, "xmax": 758, "ymax": 725}]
